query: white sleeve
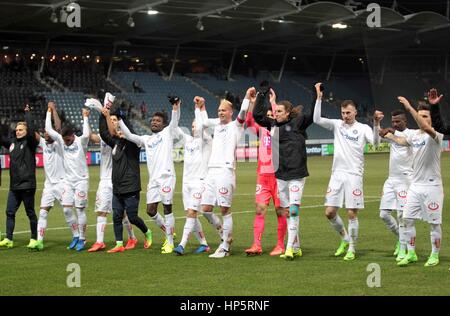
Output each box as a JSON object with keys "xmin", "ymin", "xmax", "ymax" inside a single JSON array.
[
  {"xmin": 405, "ymin": 130, "xmax": 414, "ymax": 146},
  {"xmin": 169, "ymin": 110, "xmax": 180, "ymax": 137},
  {"xmin": 200, "ymin": 110, "xmax": 220, "ymax": 127},
  {"xmin": 434, "ymin": 132, "xmax": 444, "ymax": 145},
  {"xmin": 313, "ymin": 100, "xmax": 336, "ymax": 131},
  {"xmin": 365, "ymin": 124, "xmax": 374, "ymax": 145},
  {"xmin": 45, "ymin": 111, "xmax": 63, "ymax": 146},
  {"xmin": 236, "ymin": 99, "xmax": 249, "ymax": 127},
  {"xmin": 119, "ymin": 120, "xmax": 145, "ymax": 147},
  {"xmin": 194, "ymin": 108, "xmax": 203, "ymax": 132},
  {"xmin": 80, "ymin": 116, "xmax": 90, "ymax": 148},
  {"xmin": 373, "ymin": 124, "xmax": 380, "ymax": 147}
]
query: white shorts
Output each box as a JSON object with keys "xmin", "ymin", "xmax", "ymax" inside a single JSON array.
[
  {"xmin": 95, "ymin": 179, "xmax": 113, "ymax": 213},
  {"xmin": 62, "ymin": 180, "xmax": 89, "ymax": 208},
  {"xmin": 202, "ymin": 168, "xmax": 235, "ymax": 208},
  {"xmin": 404, "ymin": 184, "xmax": 443, "ymax": 224},
  {"xmin": 325, "ymin": 171, "xmax": 364, "ymax": 209},
  {"xmin": 380, "ymin": 177, "xmax": 410, "ymax": 211},
  {"xmin": 146, "ymin": 175, "xmax": 176, "ymax": 205},
  {"xmin": 182, "ymin": 181, "xmax": 205, "ymax": 211},
  {"xmin": 276, "ymin": 178, "xmax": 306, "ymax": 208},
  {"xmin": 40, "ymin": 181, "xmax": 64, "ymax": 208}
]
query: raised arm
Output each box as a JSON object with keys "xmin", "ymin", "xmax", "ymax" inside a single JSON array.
[
  {"xmin": 99, "ymin": 110, "xmax": 115, "ymax": 148},
  {"xmin": 313, "ymin": 82, "xmax": 335, "ymax": 130},
  {"xmin": 372, "ymin": 110, "xmax": 384, "ymax": 147},
  {"xmin": 80, "ymin": 108, "xmax": 91, "ymax": 148},
  {"xmin": 47, "ymin": 101, "xmax": 62, "ymax": 132},
  {"xmin": 428, "ymin": 88, "xmax": 450, "ymax": 134},
  {"xmin": 118, "ymin": 119, "xmax": 144, "ymax": 147},
  {"xmin": 252, "ymin": 88, "xmax": 273, "ymax": 129},
  {"xmin": 236, "ymin": 87, "xmax": 255, "ymax": 127},
  {"xmin": 23, "ymin": 105, "xmax": 39, "ymax": 149},
  {"xmin": 45, "ymin": 107, "xmax": 63, "ymax": 145},
  {"xmin": 169, "ymin": 99, "xmax": 181, "ymax": 136},
  {"xmin": 398, "ymin": 96, "xmax": 437, "ymax": 139}
]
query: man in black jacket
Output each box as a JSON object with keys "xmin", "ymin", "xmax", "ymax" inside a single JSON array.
[
  {"xmin": 99, "ymin": 107, "xmax": 153, "ymax": 253},
  {"xmin": 253, "ymin": 87, "xmax": 315, "ymax": 260},
  {"xmin": 427, "ymin": 88, "xmax": 449, "ymax": 135},
  {"xmin": 0, "ymin": 105, "xmax": 39, "ymax": 249}
]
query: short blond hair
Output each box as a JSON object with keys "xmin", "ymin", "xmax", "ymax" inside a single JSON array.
[
  {"xmin": 219, "ymin": 99, "xmax": 233, "ymax": 110},
  {"xmin": 16, "ymin": 121, "xmax": 27, "ymax": 128}
]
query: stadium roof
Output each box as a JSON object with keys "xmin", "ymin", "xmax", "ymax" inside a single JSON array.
[{"xmin": 1, "ymin": 0, "xmax": 450, "ymax": 55}]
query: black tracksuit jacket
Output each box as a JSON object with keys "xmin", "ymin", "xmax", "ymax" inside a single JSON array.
[
  {"xmin": 253, "ymin": 92, "xmax": 315, "ymax": 181},
  {"xmin": 99, "ymin": 115, "xmax": 141, "ymax": 195},
  {"xmin": 0, "ymin": 112, "xmax": 38, "ymax": 190},
  {"xmin": 431, "ymin": 101, "xmax": 450, "ymax": 135}
]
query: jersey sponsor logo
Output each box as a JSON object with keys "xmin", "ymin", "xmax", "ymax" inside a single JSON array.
[
  {"xmin": 428, "ymin": 202, "xmax": 440, "ymax": 211},
  {"xmin": 219, "ymin": 187, "xmax": 229, "ymax": 195},
  {"xmin": 64, "ymin": 143, "xmax": 79, "ymax": 153},
  {"xmin": 262, "ymin": 136, "xmax": 271, "ymax": 148},
  {"xmin": 9, "ymin": 143, "xmax": 14, "ymax": 152},
  {"xmin": 339, "ymin": 130, "xmax": 359, "ymax": 142},
  {"xmin": 411, "ymin": 140, "xmax": 426, "ymax": 148},
  {"xmin": 255, "ymin": 184, "xmax": 262, "ymax": 194},
  {"xmin": 290, "ymin": 185, "xmax": 300, "ymax": 192},
  {"xmin": 193, "ymin": 192, "xmax": 202, "ymax": 200},
  {"xmin": 148, "ymin": 136, "xmax": 163, "ymax": 149},
  {"xmin": 186, "ymin": 144, "xmax": 200, "ymax": 154},
  {"xmin": 161, "ymin": 186, "xmax": 172, "ymax": 193},
  {"xmin": 352, "ymin": 189, "xmax": 362, "ymax": 196},
  {"xmin": 397, "ymin": 190, "xmax": 407, "ymax": 198}
]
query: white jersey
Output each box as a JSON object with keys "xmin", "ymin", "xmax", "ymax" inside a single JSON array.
[
  {"xmin": 406, "ymin": 130, "xmax": 443, "ymax": 186},
  {"xmin": 313, "ymin": 100, "xmax": 373, "ymax": 176},
  {"xmin": 99, "ymin": 137, "xmax": 112, "ymax": 180},
  {"xmin": 177, "ymin": 109, "xmax": 212, "ymax": 181},
  {"xmin": 205, "ymin": 119, "xmax": 244, "ymax": 170},
  {"xmin": 45, "ymin": 112, "xmax": 90, "ymax": 182},
  {"xmin": 387, "ymin": 129, "xmax": 414, "ymax": 178},
  {"xmin": 38, "ymin": 137, "xmax": 65, "ymax": 185},
  {"xmin": 119, "ymin": 110, "xmax": 178, "ymax": 179}
]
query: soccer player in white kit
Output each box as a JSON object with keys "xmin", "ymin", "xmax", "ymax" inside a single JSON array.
[
  {"xmin": 34, "ymin": 101, "xmax": 66, "ymax": 250},
  {"xmin": 382, "ymin": 97, "xmax": 444, "ymax": 267},
  {"xmin": 120, "ymin": 100, "xmax": 180, "ymax": 254},
  {"xmin": 200, "ymin": 87, "xmax": 253, "ymax": 258},
  {"xmin": 45, "ymin": 105, "xmax": 91, "ymax": 251},
  {"xmin": 373, "ymin": 109, "xmax": 414, "ymax": 262},
  {"xmin": 313, "ymin": 83, "xmax": 374, "ymax": 261},
  {"xmin": 85, "ymin": 94, "xmax": 137, "ymax": 252},
  {"xmin": 173, "ymin": 97, "xmax": 213, "ymax": 255}
]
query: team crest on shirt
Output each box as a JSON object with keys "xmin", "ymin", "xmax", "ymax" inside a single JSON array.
[
  {"xmin": 162, "ymin": 186, "xmax": 172, "ymax": 193},
  {"xmin": 290, "ymin": 185, "xmax": 300, "ymax": 192},
  {"xmin": 219, "ymin": 187, "xmax": 229, "ymax": 195},
  {"xmin": 193, "ymin": 192, "xmax": 202, "ymax": 200},
  {"xmin": 398, "ymin": 191, "xmax": 407, "ymax": 198},
  {"xmin": 352, "ymin": 189, "xmax": 362, "ymax": 196},
  {"xmin": 353, "ymin": 130, "xmax": 358, "ymax": 134},
  {"xmin": 428, "ymin": 202, "xmax": 439, "ymax": 211},
  {"xmin": 9, "ymin": 143, "xmax": 14, "ymax": 152},
  {"xmin": 255, "ymin": 184, "xmax": 262, "ymax": 194}
]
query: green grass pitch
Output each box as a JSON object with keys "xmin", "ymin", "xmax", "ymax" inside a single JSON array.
[{"xmin": 0, "ymin": 153, "xmax": 449, "ymax": 296}]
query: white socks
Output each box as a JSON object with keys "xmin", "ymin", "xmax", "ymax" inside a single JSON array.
[
  {"xmin": 96, "ymin": 216, "xmax": 107, "ymax": 243},
  {"xmin": 404, "ymin": 219, "xmax": 416, "ymax": 252},
  {"xmin": 63, "ymin": 207, "xmax": 79, "ymax": 238},
  {"xmin": 397, "ymin": 210, "xmax": 407, "ymax": 251},
  {"xmin": 220, "ymin": 214, "xmax": 233, "ymax": 251},
  {"xmin": 165, "ymin": 213, "xmax": 175, "ymax": 246},
  {"xmin": 380, "ymin": 209, "xmax": 399, "ymax": 236},
  {"xmin": 430, "ymin": 224, "xmax": 442, "ymax": 254},
  {"xmin": 76, "ymin": 208, "xmax": 87, "ymax": 240},
  {"xmin": 286, "ymin": 216, "xmax": 299, "ymax": 250},
  {"xmin": 194, "ymin": 218, "xmax": 207, "ymax": 245},
  {"xmin": 151, "ymin": 212, "xmax": 166, "ymax": 232},
  {"xmin": 329, "ymin": 215, "xmax": 349, "ymax": 242},
  {"xmin": 203, "ymin": 211, "xmax": 222, "ymax": 238},
  {"xmin": 348, "ymin": 218, "xmax": 359, "ymax": 253},
  {"xmin": 180, "ymin": 217, "xmax": 195, "ymax": 248},
  {"xmin": 37, "ymin": 209, "xmax": 48, "ymax": 242}
]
